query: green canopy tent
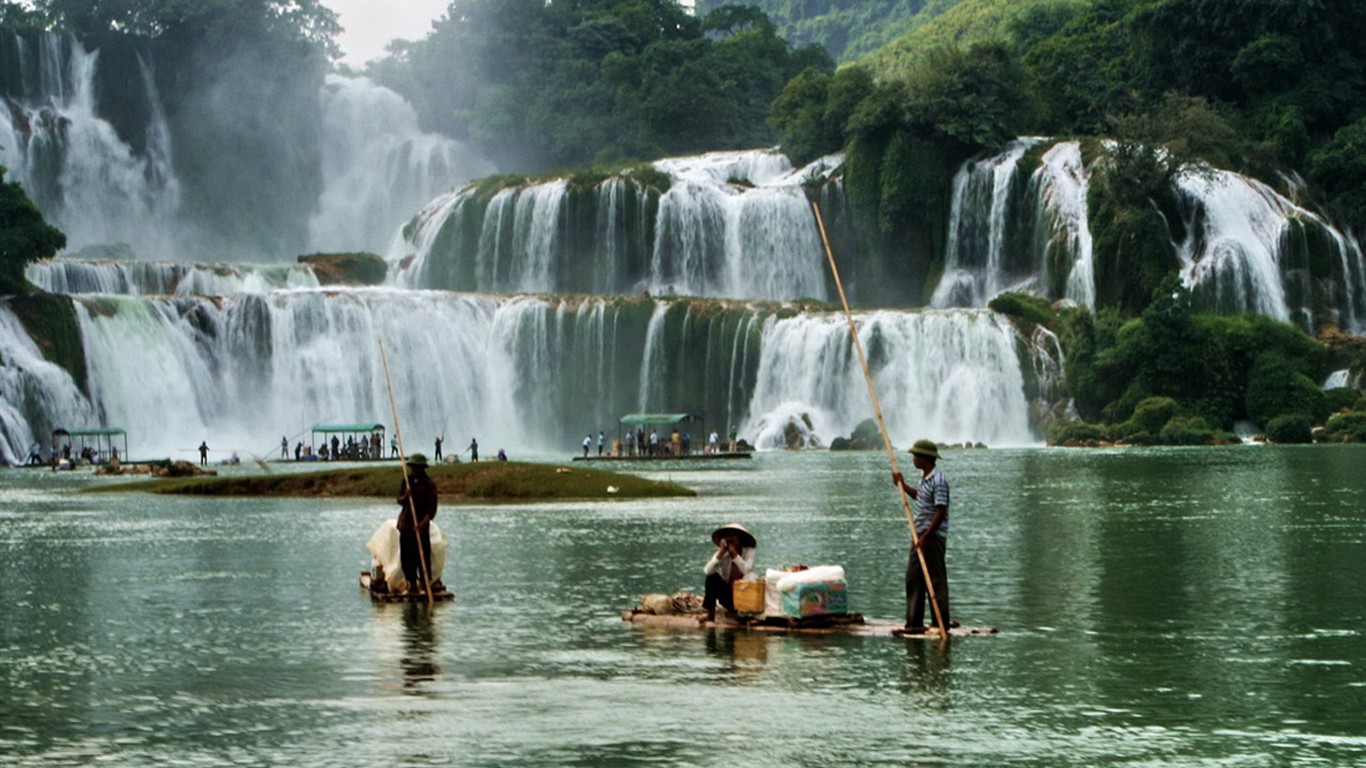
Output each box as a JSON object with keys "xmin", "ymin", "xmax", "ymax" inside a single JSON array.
[
  {"xmin": 310, "ymin": 423, "xmax": 386, "ymax": 460},
  {"xmin": 52, "ymin": 427, "xmax": 128, "ymax": 463},
  {"xmin": 617, "ymin": 413, "xmax": 705, "ymax": 456}
]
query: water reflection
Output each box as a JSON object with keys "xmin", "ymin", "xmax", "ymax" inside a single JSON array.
[
  {"xmin": 704, "ymin": 628, "xmax": 771, "ymax": 683},
  {"xmin": 399, "ymin": 603, "xmax": 440, "ymax": 694},
  {"xmin": 900, "ymin": 637, "xmax": 952, "ymax": 695}
]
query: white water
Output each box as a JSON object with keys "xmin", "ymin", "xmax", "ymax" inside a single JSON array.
[
  {"xmin": 742, "ymin": 309, "xmax": 1039, "ymax": 449},
  {"xmin": 0, "ymin": 289, "xmax": 1049, "ymax": 461},
  {"xmin": 1176, "ymin": 169, "xmax": 1366, "ymax": 332},
  {"xmin": 26, "ymin": 259, "xmax": 320, "ymax": 295},
  {"xmin": 394, "ymin": 149, "xmax": 833, "ymax": 301},
  {"xmin": 934, "ymin": 140, "xmax": 1039, "ymax": 307},
  {"xmin": 0, "ymin": 33, "xmax": 181, "ymax": 259},
  {"xmin": 308, "ymin": 75, "xmax": 495, "ymax": 254},
  {"xmin": 0, "ymin": 304, "xmax": 98, "ymax": 465},
  {"xmin": 1038, "ymin": 142, "xmax": 1095, "ymax": 308}
]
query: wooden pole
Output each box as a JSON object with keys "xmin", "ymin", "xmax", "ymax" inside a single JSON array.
[
  {"xmin": 811, "ymin": 200, "xmax": 948, "ymax": 640},
  {"xmin": 379, "ymin": 340, "xmax": 435, "ymax": 606}
]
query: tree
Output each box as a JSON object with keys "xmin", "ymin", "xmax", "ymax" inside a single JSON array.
[{"xmin": 0, "ymin": 167, "xmax": 66, "ymax": 295}]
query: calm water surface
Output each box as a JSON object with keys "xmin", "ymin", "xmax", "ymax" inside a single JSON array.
[{"xmin": 2, "ymin": 447, "xmax": 1364, "ymax": 766}]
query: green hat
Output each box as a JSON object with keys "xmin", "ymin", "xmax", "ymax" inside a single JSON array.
[
  {"xmin": 406, "ymin": 453, "xmax": 429, "ymax": 467},
  {"xmin": 909, "ymin": 439, "xmax": 940, "ymax": 459}
]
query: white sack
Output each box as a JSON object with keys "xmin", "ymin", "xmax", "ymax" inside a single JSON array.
[
  {"xmin": 767, "ymin": 565, "xmax": 846, "ymax": 593},
  {"xmin": 365, "ymin": 519, "xmax": 449, "ymax": 593}
]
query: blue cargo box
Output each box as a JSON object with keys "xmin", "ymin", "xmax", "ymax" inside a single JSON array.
[{"xmin": 780, "ymin": 580, "xmax": 848, "ymax": 617}]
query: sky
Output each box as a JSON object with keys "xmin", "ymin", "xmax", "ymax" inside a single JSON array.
[{"xmin": 323, "ymin": 0, "xmax": 450, "ymax": 66}]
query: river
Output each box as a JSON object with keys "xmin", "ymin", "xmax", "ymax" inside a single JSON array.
[{"xmin": 2, "ymin": 446, "xmax": 1364, "ymax": 766}]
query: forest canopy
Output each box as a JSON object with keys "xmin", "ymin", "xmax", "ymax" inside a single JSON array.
[{"xmin": 365, "ymin": 0, "xmax": 831, "ymax": 171}]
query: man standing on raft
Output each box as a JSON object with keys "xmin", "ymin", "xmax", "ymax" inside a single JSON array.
[
  {"xmin": 892, "ymin": 439, "xmax": 950, "ymax": 635},
  {"xmin": 702, "ymin": 523, "xmax": 756, "ymax": 622},
  {"xmin": 397, "ymin": 453, "xmax": 438, "ymax": 593}
]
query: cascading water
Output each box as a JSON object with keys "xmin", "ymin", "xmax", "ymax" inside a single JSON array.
[
  {"xmin": 1175, "ymin": 169, "xmax": 1366, "ymax": 333},
  {"xmin": 393, "ymin": 149, "xmax": 834, "ymax": 301},
  {"xmin": 26, "ymin": 259, "xmax": 319, "ymax": 295},
  {"xmin": 742, "ymin": 309, "xmax": 1042, "ymax": 449},
  {"xmin": 0, "ymin": 32, "xmax": 181, "ymax": 258},
  {"xmin": 0, "ymin": 288, "xmax": 1056, "ymax": 461},
  {"xmin": 308, "ymin": 75, "xmax": 495, "ymax": 255},
  {"xmin": 932, "ymin": 139, "xmax": 1095, "ymax": 310}
]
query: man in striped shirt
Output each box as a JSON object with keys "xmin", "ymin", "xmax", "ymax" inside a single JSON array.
[{"xmin": 891, "ymin": 439, "xmax": 950, "ymax": 635}]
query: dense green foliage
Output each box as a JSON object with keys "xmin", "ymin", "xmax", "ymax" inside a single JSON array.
[
  {"xmin": 700, "ymin": 0, "xmax": 936, "ymax": 62},
  {"xmin": 1042, "ymin": 280, "xmax": 1340, "ymax": 443},
  {"xmin": 0, "ymin": 167, "xmax": 65, "ymax": 295},
  {"xmin": 367, "ymin": 0, "xmax": 829, "ymax": 171},
  {"xmin": 28, "ymin": 0, "xmax": 339, "ymax": 54},
  {"xmin": 768, "ymin": 65, "xmax": 873, "ymax": 166}
]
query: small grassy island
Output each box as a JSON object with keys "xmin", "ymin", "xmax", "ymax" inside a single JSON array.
[{"xmin": 93, "ymin": 461, "xmax": 695, "ymax": 501}]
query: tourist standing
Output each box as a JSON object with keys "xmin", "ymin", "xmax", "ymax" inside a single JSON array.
[
  {"xmin": 434, "ymin": 436, "xmax": 443, "ymax": 461},
  {"xmin": 468, "ymin": 437, "xmax": 479, "ymax": 462},
  {"xmin": 198, "ymin": 441, "xmax": 209, "ymax": 466}
]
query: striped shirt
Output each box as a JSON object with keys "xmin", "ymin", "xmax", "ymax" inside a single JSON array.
[{"xmin": 915, "ymin": 467, "xmax": 950, "ymax": 539}]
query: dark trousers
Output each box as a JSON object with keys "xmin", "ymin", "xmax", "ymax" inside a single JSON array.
[
  {"xmin": 703, "ymin": 572, "xmax": 734, "ymax": 613},
  {"xmin": 906, "ymin": 535, "xmax": 949, "ymax": 628},
  {"xmin": 399, "ymin": 527, "xmax": 432, "ymax": 589}
]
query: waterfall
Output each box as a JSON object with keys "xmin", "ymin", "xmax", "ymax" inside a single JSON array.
[
  {"xmin": 742, "ymin": 309, "xmax": 1040, "ymax": 449},
  {"xmin": 0, "ymin": 32, "xmax": 181, "ymax": 259},
  {"xmin": 0, "ymin": 303, "xmax": 98, "ymax": 465},
  {"xmin": 932, "ymin": 139, "xmax": 1096, "ymax": 310},
  {"xmin": 1036, "ymin": 142, "xmax": 1095, "ymax": 308},
  {"xmin": 26, "ymin": 259, "xmax": 319, "ymax": 295},
  {"xmin": 308, "ymin": 75, "xmax": 495, "ymax": 254},
  {"xmin": 934, "ymin": 140, "xmax": 1039, "ymax": 307},
  {"xmin": 0, "ymin": 288, "xmax": 1052, "ymax": 461},
  {"xmin": 1175, "ymin": 169, "xmax": 1366, "ymax": 333},
  {"xmin": 393, "ymin": 149, "xmax": 834, "ymax": 301}
]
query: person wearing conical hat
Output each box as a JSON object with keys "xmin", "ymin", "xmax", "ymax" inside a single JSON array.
[
  {"xmin": 396, "ymin": 453, "xmax": 439, "ymax": 593},
  {"xmin": 702, "ymin": 523, "xmax": 757, "ymax": 622},
  {"xmin": 892, "ymin": 439, "xmax": 951, "ymax": 635}
]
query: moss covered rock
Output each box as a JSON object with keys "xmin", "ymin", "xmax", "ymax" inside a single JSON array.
[{"xmin": 298, "ymin": 252, "xmax": 388, "ymax": 286}]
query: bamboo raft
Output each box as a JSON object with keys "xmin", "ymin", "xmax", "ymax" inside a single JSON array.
[
  {"xmin": 359, "ymin": 571, "xmax": 455, "ymax": 603},
  {"xmin": 621, "ymin": 607, "xmax": 995, "ymax": 639}
]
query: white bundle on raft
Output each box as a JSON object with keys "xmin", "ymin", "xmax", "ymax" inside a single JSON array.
[
  {"xmin": 365, "ymin": 519, "xmax": 450, "ymax": 593},
  {"xmin": 763, "ymin": 565, "xmax": 847, "ymax": 618}
]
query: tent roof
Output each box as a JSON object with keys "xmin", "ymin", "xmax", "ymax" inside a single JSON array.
[
  {"xmin": 619, "ymin": 413, "xmax": 701, "ymax": 426},
  {"xmin": 312, "ymin": 423, "xmax": 385, "ymax": 433},
  {"xmin": 53, "ymin": 428, "xmax": 126, "ymax": 437}
]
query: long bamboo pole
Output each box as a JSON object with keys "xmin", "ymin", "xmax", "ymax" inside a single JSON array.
[
  {"xmin": 811, "ymin": 200, "xmax": 947, "ymax": 640},
  {"xmin": 379, "ymin": 340, "xmax": 434, "ymax": 606}
]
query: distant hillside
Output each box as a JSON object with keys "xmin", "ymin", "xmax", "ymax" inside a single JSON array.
[
  {"xmin": 861, "ymin": 0, "xmax": 1089, "ymax": 77},
  {"xmin": 699, "ymin": 0, "xmax": 967, "ymax": 62}
]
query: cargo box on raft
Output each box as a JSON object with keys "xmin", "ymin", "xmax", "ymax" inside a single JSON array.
[{"xmin": 623, "ymin": 565, "xmax": 996, "ymax": 638}]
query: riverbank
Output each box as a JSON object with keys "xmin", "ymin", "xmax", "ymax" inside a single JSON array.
[{"xmin": 89, "ymin": 460, "xmax": 695, "ymax": 500}]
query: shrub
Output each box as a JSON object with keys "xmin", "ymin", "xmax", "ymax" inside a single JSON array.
[
  {"xmin": 1354, "ymin": 396, "xmax": 1366, "ymax": 412},
  {"xmin": 1322, "ymin": 411, "xmax": 1366, "ymax": 443},
  {"xmin": 1266, "ymin": 414, "xmax": 1313, "ymax": 444},
  {"xmin": 1324, "ymin": 387, "xmax": 1359, "ymax": 413},
  {"xmin": 1245, "ymin": 354, "xmax": 1327, "ymax": 427},
  {"xmin": 1048, "ymin": 420, "xmax": 1108, "ymax": 446},
  {"xmin": 1128, "ymin": 396, "xmax": 1178, "ymax": 434},
  {"xmin": 1159, "ymin": 416, "xmax": 1216, "ymax": 445},
  {"xmin": 988, "ymin": 291, "xmax": 1057, "ymax": 328}
]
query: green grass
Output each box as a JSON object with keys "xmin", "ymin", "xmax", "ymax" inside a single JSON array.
[{"xmin": 88, "ymin": 461, "xmax": 695, "ymax": 501}]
